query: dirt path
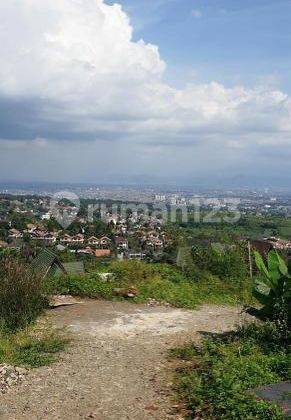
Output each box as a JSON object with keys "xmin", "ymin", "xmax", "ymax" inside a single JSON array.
[{"xmin": 0, "ymin": 301, "xmax": 248, "ymax": 420}]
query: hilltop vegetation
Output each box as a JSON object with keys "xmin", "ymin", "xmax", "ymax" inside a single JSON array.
[{"xmin": 49, "ymin": 259, "xmax": 253, "ymax": 308}]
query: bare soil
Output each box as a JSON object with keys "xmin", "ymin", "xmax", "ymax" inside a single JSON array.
[{"xmin": 0, "ymin": 300, "xmax": 249, "ymax": 420}]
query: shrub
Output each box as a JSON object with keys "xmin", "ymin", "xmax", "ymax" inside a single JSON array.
[
  {"xmin": 50, "ymin": 273, "xmax": 115, "ymax": 300},
  {"xmin": 253, "ymin": 250, "xmax": 291, "ymax": 336},
  {"xmin": 192, "ymin": 242, "xmax": 249, "ymax": 282},
  {"xmin": 0, "ymin": 258, "xmax": 49, "ymax": 332}
]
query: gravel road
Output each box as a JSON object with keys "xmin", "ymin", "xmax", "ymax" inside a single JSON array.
[{"xmin": 0, "ymin": 300, "xmax": 247, "ymax": 420}]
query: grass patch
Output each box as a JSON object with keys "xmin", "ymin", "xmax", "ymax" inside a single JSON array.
[
  {"xmin": 171, "ymin": 322, "xmax": 289, "ymax": 419},
  {"xmin": 50, "ymin": 260, "xmax": 253, "ymax": 309},
  {"xmin": 134, "ymin": 276, "xmax": 253, "ymax": 308},
  {"xmin": 0, "ymin": 326, "xmax": 69, "ymax": 368}
]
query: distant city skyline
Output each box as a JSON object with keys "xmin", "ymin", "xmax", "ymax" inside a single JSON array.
[{"xmin": 0, "ymin": 0, "xmax": 290, "ymax": 185}]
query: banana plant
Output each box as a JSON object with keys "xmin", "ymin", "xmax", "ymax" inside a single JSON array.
[{"xmin": 253, "ymin": 250, "xmax": 291, "ymax": 330}]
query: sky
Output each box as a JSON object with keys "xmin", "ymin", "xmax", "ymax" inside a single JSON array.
[{"xmin": 0, "ymin": 0, "xmax": 290, "ymax": 187}]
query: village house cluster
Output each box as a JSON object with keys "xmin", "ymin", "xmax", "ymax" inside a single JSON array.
[{"xmin": 0, "ymin": 195, "xmax": 173, "ymax": 261}]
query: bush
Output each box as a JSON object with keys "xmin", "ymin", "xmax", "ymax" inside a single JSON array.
[
  {"xmin": 192, "ymin": 242, "xmax": 249, "ymax": 282},
  {"xmin": 252, "ymin": 250, "xmax": 291, "ymax": 338},
  {"xmin": 0, "ymin": 258, "xmax": 49, "ymax": 332},
  {"xmin": 172, "ymin": 322, "xmax": 288, "ymax": 419},
  {"xmin": 50, "ymin": 273, "xmax": 115, "ymax": 300}
]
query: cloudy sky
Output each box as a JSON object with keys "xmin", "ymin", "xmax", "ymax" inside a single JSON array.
[{"xmin": 0, "ymin": 0, "xmax": 290, "ymax": 186}]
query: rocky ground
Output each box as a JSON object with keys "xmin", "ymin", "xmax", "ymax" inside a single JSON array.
[
  {"xmin": 0, "ymin": 300, "xmax": 249, "ymax": 420},
  {"xmin": 0, "ymin": 365, "xmax": 27, "ymax": 394}
]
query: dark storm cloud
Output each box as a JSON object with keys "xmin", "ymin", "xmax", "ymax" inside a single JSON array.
[{"xmin": 0, "ymin": 95, "xmax": 127, "ymax": 142}]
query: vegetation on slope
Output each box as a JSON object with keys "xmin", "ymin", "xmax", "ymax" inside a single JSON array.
[
  {"xmin": 49, "ymin": 260, "xmax": 253, "ymax": 308},
  {"xmin": 0, "ymin": 258, "xmax": 68, "ymax": 368},
  {"xmin": 171, "ymin": 322, "xmax": 289, "ymax": 419},
  {"xmin": 170, "ymin": 250, "xmax": 290, "ymax": 419}
]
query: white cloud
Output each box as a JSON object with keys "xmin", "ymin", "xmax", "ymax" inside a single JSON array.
[
  {"xmin": 0, "ymin": 0, "xmax": 165, "ymax": 97},
  {"xmin": 0, "ymin": 0, "xmax": 290, "ymax": 182}
]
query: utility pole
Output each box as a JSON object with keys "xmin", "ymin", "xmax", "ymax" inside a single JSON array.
[{"xmin": 248, "ymin": 240, "xmax": 253, "ymax": 279}]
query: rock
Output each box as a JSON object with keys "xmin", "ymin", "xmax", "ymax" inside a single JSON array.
[
  {"xmin": 145, "ymin": 404, "xmax": 159, "ymax": 411},
  {"xmin": 15, "ymin": 367, "xmax": 28, "ymax": 376},
  {"xmin": 50, "ymin": 295, "xmax": 82, "ymax": 307},
  {"xmin": 113, "ymin": 286, "xmax": 138, "ymax": 298},
  {"xmin": 251, "ymin": 382, "xmax": 291, "ymax": 417},
  {"xmin": 98, "ymin": 273, "xmax": 114, "ymax": 282},
  {"xmin": 147, "ymin": 298, "xmax": 171, "ymax": 307},
  {"xmin": 86, "ymin": 413, "xmax": 96, "ymax": 419},
  {"xmin": 0, "ymin": 364, "xmax": 27, "ymax": 393}
]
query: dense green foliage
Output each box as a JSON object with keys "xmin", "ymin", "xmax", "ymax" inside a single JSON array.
[
  {"xmin": 171, "ymin": 322, "xmax": 289, "ymax": 419},
  {"xmin": 191, "ymin": 242, "xmax": 248, "ymax": 281},
  {"xmin": 253, "ymin": 250, "xmax": 291, "ymax": 333},
  {"xmin": 0, "ymin": 259, "xmax": 49, "ymax": 332},
  {"xmin": 171, "ymin": 212, "xmax": 291, "ymax": 240}
]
